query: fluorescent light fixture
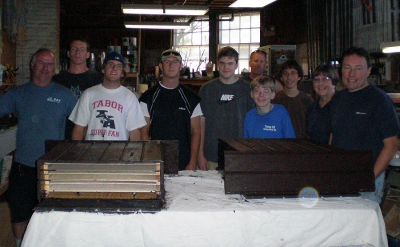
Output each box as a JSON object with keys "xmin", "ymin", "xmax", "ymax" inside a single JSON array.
[
  {"xmin": 229, "ymin": 0, "xmax": 277, "ymax": 8},
  {"xmin": 381, "ymin": 41, "xmax": 400, "ymax": 54},
  {"xmin": 125, "ymin": 22, "xmax": 190, "ymax": 30},
  {"xmin": 122, "ymin": 4, "xmax": 208, "ymax": 16}
]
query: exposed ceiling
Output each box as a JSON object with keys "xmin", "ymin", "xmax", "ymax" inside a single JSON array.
[
  {"xmin": 123, "ymin": 0, "xmax": 238, "ymax": 10},
  {"xmin": 60, "ymin": 0, "xmax": 238, "ymax": 29}
]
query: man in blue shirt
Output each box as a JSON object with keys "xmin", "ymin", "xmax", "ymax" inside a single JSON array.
[
  {"xmin": 331, "ymin": 47, "xmax": 399, "ymax": 203},
  {"xmin": 0, "ymin": 48, "xmax": 76, "ymax": 246}
]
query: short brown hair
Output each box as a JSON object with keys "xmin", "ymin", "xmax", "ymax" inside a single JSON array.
[
  {"xmin": 312, "ymin": 64, "xmax": 339, "ymax": 85},
  {"xmin": 250, "ymin": 49, "xmax": 267, "ymax": 61},
  {"xmin": 279, "ymin": 60, "xmax": 303, "ymax": 78},
  {"xmin": 69, "ymin": 39, "xmax": 90, "ymax": 52},
  {"xmin": 217, "ymin": 46, "xmax": 239, "ymax": 63},
  {"xmin": 341, "ymin": 46, "xmax": 370, "ymax": 67}
]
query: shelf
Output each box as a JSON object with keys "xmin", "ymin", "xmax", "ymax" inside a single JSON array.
[
  {"xmin": 181, "ymin": 78, "xmax": 210, "ymax": 93},
  {"xmin": 181, "ymin": 78, "xmax": 209, "ymax": 85},
  {"xmin": 126, "ymin": 72, "xmax": 138, "ymax": 78}
]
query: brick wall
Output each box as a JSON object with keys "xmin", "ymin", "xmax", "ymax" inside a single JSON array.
[{"xmin": 16, "ymin": 0, "xmax": 59, "ymax": 84}]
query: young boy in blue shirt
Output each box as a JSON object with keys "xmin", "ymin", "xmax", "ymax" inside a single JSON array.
[{"xmin": 244, "ymin": 76, "xmax": 295, "ymax": 139}]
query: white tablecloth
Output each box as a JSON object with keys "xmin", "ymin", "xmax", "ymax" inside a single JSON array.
[
  {"xmin": 0, "ymin": 126, "xmax": 16, "ymax": 158},
  {"xmin": 22, "ymin": 171, "xmax": 388, "ymax": 247}
]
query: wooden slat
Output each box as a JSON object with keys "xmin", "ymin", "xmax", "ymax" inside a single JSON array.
[
  {"xmin": 42, "ymin": 191, "xmax": 160, "ymax": 200},
  {"xmin": 160, "ymin": 140, "xmax": 179, "ymax": 174},
  {"xmin": 221, "ymin": 139, "xmax": 256, "ymax": 152},
  {"xmin": 224, "ymin": 171, "xmax": 374, "ymax": 196},
  {"xmin": 40, "ymin": 173, "xmax": 160, "ymax": 182},
  {"xmin": 223, "ymin": 139, "xmax": 335, "ymax": 153},
  {"xmin": 81, "ymin": 142, "xmax": 109, "ymax": 162},
  {"xmin": 42, "ymin": 142, "xmax": 76, "ymax": 160},
  {"xmin": 57, "ymin": 142, "xmax": 91, "ymax": 161},
  {"xmin": 142, "ymin": 141, "xmax": 162, "ymax": 160},
  {"xmin": 42, "ymin": 162, "xmax": 160, "ymax": 173},
  {"xmin": 42, "ymin": 182, "xmax": 160, "ymax": 193},
  {"xmin": 224, "ymin": 152, "xmax": 373, "ymax": 172},
  {"xmin": 121, "ymin": 142, "xmax": 143, "ymax": 162},
  {"xmin": 100, "ymin": 142, "xmax": 127, "ymax": 162},
  {"xmin": 221, "ymin": 139, "xmax": 375, "ymax": 197}
]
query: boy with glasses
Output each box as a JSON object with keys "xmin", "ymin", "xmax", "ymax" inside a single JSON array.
[
  {"xmin": 244, "ymin": 76, "xmax": 295, "ymax": 139},
  {"xmin": 69, "ymin": 51, "xmax": 146, "ymax": 141}
]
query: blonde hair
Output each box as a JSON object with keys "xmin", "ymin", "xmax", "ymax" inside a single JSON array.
[{"xmin": 250, "ymin": 76, "xmax": 276, "ymax": 93}]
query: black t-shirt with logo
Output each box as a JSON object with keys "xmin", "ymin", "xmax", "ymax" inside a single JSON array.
[{"xmin": 140, "ymin": 84, "xmax": 200, "ymax": 170}]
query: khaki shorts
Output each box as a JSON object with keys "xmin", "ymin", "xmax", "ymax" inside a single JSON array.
[{"xmin": 207, "ymin": 161, "xmax": 218, "ymax": 170}]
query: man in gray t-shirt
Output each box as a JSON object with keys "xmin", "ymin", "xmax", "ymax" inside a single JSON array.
[{"xmin": 198, "ymin": 46, "xmax": 253, "ymax": 170}]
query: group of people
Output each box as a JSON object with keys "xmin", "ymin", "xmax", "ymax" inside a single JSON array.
[
  {"xmin": 244, "ymin": 47, "xmax": 399, "ymax": 206},
  {"xmin": 0, "ymin": 39, "xmax": 399, "ymax": 246}
]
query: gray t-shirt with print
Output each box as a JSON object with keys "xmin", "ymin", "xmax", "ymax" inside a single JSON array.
[{"xmin": 199, "ymin": 78, "xmax": 253, "ymax": 162}]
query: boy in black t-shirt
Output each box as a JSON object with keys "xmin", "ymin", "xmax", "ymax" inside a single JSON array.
[
  {"xmin": 53, "ymin": 39, "xmax": 102, "ymax": 139},
  {"xmin": 139, "ymin": 49, "xmax": 201, "ymax": 171}
]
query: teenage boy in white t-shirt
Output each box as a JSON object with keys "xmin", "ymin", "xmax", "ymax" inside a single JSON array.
[{"xmin": 69, "ymin": 51, "xmax": 146, "ymax": 141}]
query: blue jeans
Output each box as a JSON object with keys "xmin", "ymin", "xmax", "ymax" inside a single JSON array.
[{"xmin": 359, "ymin": 172, "xmax": 385, "ymax": 204}]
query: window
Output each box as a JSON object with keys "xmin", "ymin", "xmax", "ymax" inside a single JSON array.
[
  {"xmin": 219, "ymin": 12, "xmax": 261, "ymax": 73},
  {"xmin": 362, "ymin": 0, "xmax": 376, "ymax": 25},
  {"xmin": 173, "ymin": 18, "xmax": 209, "ymax": 72},
  {"xmin": 173, "ymin": 12, "xmax": 261, "ymax": 74},
  {"xmin": 391, "ymin": 0, "xmax": 400, "ymax": 40}
]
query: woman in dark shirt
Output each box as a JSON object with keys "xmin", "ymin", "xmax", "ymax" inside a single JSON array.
[{"xmin": 307, "ymin": 64, "xmax": 339, "ymax": 144}]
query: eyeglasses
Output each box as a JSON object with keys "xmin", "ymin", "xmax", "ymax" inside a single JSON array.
[
  {"xmin": 342, "ymin": 66, "xmax": 365, "ymax": 73},
  {"xmin": 253, "ymin": 86, "xmax": 273, "ymax": 95},
  {"xmin": 313, "ymin": 76, "xmax": 332, "ymax": 83}
]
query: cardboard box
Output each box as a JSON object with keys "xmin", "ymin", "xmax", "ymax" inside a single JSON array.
[{"xmin": 383, "ymin": 187, "xmax": 400, "ymax": 243}]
